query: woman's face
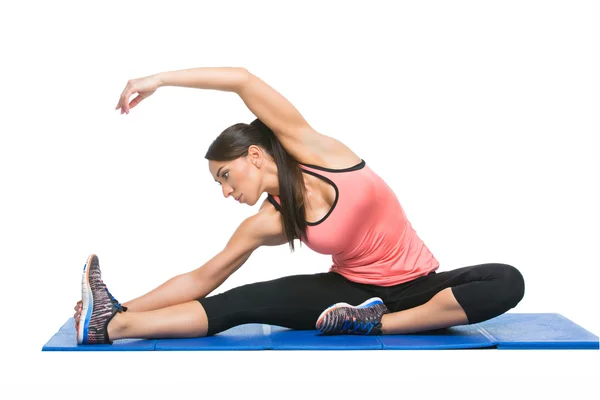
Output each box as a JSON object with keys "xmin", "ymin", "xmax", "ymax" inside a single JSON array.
[{"xmin": 208, "ymin": 146, "xmax": 266, "ymax": 206}]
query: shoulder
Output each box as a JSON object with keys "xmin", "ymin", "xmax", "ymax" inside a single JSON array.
[
  {"xmin": 242, "ymin": 198, "xmax": 287, "ymax": 247},
  {"xmin": 227, "ymin": 204, "xmax": 286, "ymax": 253},
  {"xmin": 279, "ymin": 128, "xmax": 363, "ymax": 168}
]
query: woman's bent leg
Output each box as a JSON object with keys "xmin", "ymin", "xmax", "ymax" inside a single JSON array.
[
  {"xmin": 380, "ymin": 263, "xmax": 525, "ymax": 334},
  {"xmin": 198, "ymin": 272, "xmax": 385, "ymax": 336},
  {"xmin": 380, "ymin": 287, "xmax": 470, "ymax": 334}
]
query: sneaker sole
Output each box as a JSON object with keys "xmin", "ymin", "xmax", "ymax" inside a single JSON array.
[
  {"xmin": 77, "ymin": 254, "xmax": 95, "ymax": 344},
  {"xmin": 315, "ymin": 297, "xmax": 383, "ymax": 331}
]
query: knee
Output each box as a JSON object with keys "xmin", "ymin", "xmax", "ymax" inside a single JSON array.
[{"xmin": 496, "ymin": 263, "xmax": 525, "ymax": 308}]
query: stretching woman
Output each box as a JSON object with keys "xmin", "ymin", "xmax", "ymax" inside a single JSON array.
[{"xmin": 74, "ymin": 67, "xmax": 525, "ymax": 344}]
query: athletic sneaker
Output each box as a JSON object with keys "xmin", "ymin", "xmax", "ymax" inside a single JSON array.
[
  {"xmin": 315, "ymin": 297, "xmax": 390, "ymax": 335},
  {"xmin": 77, "ymin": 254, "xmax": 127, "ymax": 345}
]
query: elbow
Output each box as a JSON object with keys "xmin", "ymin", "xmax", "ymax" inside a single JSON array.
[
  {"xmin": 235, "ymin": 68, "xmax": 252, "ymax": 93},
  {"xmin": 239, "ymin": 67, "xmax": 251, "ymax": 78}
]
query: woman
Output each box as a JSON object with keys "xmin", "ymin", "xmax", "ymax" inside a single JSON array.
[{"xmin": 74, "ymin": 67, "xmax": 525, "ymax": 344}]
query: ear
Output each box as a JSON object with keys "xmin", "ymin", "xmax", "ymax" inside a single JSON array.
[{"xmin": 248, "ymin": 145, "xmax": 263, "ymax": 167}]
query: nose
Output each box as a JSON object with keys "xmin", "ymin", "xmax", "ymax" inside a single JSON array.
[{"xmin": 222, "ymin": 186, "xmax": 235, "ymax": 199}]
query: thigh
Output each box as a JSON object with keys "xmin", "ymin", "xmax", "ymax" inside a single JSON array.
[
  {"xmin": 384, "ymin": 263, "xmax": 508, "ymax": 312},
  {"xmin": 198, "ymin": 272, "xmax": 382, "ymax": 335}
]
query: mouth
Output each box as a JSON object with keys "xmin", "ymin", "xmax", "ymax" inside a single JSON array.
[{"xmin": 236, "ymin": 194, "xmax": 243, "ymax": 203}]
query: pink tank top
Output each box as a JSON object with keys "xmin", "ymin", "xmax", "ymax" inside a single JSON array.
[{"xmin": 267, "ymin": 159, "xmax": 439, "ymax": 286}]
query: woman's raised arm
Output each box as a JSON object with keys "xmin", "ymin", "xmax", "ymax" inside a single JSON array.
[{"xmin": 117, "ymin": 66, "xmax": 327, "ymax": 162}]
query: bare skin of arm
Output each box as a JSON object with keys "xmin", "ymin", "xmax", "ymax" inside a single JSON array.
[
  {"xmin": 117, "ymin": 67, "xmax": 334, "ymax": 164},
  {"xmin": 74, "ymin": 200, "xmax": 285, "ymax": 318}
]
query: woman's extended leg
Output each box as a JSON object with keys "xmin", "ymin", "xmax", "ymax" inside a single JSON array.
[
  {"xmin": 107, "ymin": 301, "xmax": 209, "ymax": 340},
  {"xmin": 378, "ymin": 263, "xmax": 525, "ymax": 334},
  {"xmin": 86, "ymin": 270, "xmax": 386, "ymax": 343}
]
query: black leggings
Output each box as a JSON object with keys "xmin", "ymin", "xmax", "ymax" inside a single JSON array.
[{"xmin": 197, "ymin": 263, "xmax": 525, "ymax": 336}]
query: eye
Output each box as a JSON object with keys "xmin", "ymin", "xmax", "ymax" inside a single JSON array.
[{"xmin": 216, "ymin": 171, "xmax": 229, "ymax": 186}]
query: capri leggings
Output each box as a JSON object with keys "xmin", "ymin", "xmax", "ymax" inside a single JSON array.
[{"xmin": 197, "ymin": 263, "xmax": 525, "ymax": 336}]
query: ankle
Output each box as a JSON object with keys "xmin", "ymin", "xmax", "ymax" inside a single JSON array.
[
  {"xmin": 107, "ymin": 311, "xmax": 127, "ymax": 341},
  {"xmin": 380, "ymin": 313, "xmax": 391, "ymax": 334}
]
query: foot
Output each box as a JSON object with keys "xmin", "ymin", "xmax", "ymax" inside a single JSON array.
[
  {"xmin": 77, "ymin": 254, "xmax": 127, "ymax": 345},
  {"xmin": 315, "ymin": 297, "xmax": 390, "ymax": 335}
]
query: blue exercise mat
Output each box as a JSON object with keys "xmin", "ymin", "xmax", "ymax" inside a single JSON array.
[
  {"xmin": 377, "ymin": 324, "xmax": 496, "ymax": 350},
  {"xmin": 476, "ymin": 313, "xmax": 599, "ymax": 349},
  {"xmin": 268, "ymin": 327, "xmax": 383, "ymax": 350},
  {"xmin": 42, "ymin": 313, "xmax": 598, "ymax": 351},
  {"xmin": 155, "ymin": 324, "xmax": 272, "ymax": 351}
]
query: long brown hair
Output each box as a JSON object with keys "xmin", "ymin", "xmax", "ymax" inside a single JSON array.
[{"xmin": 204, "ymin": 118, "xmax": 308, "ymax": 252}]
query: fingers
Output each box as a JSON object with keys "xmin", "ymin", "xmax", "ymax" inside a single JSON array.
[
  {"xmin": 118, "ymin": 96, "xmax": 130, "ymax": 114},
  {"xmin": 116, "ymin": 98, "xmax": 141, "ymax": 114},
  {"xmin": 115, "ymin": 103, "xmax": 127, "ymax": 114},
  {"xmin": 116, "ymin": 78, "xmax": 151, "ymax": 114},
  {"xmin": 128, "ymin": 95, "xmax": 142, "ymax": 110},
  {"xmin": 74, "ymin": 301, "xmax": 82, "ymax": 322},
  {"xmin": 119, "ymin": 81, "xmax": 130, "ymax": 113},
  {"xmin": 75, "ymin": 301, "xmax": 82, "ymax": 323},
  {"xmin": 119, "ymin": 79, "xmax": 136, "ymax": 114}
]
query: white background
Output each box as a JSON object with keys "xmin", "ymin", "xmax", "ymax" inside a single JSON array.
[{"xmin": 0, "ymin": 0, "xmax": 598, "ymax": 397}]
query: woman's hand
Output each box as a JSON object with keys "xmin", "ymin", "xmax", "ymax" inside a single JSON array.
[
  {"xmin": 115, "ymin": 74, "xmax": 162, "ymax": 114},
  {"xmin": 74, "ymin": 300, "xmax": 82, "ymax": 327}
]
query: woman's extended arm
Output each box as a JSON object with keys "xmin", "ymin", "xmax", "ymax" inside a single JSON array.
[
  {"xmin": 121, "ymin": 250, "xmax": 253, "ymax": 312},
  {"xmin": 118, "ymin": 212, "xmax": 271, "ymax": 312},
  {"xmin": 156, "ymin": 67, "xmax": 249, "ymax": 93}
]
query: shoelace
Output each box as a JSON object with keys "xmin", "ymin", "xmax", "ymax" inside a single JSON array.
[
  {"xmin": 106, "ymin": 287, "xmax": 127, "ymax": 312},
  {"xmin": 92, "ymin": 270, "xmax": 127, "ymax": 312},
  {"xmin": 341, "ymin": 317, "xmax": 379, "ymax": 334}
]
